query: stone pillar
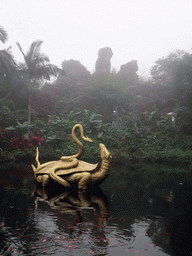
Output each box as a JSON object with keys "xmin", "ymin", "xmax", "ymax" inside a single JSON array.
[{"xmin": 95, "ymin": 47, "xmax": 113, "ymax": 74}]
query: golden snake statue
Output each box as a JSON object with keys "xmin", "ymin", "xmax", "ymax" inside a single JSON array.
[{"xmin": 32, "ymin": 124, "xmax": 112, "ymax": 190}]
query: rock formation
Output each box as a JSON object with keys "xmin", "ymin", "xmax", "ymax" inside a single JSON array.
[
  {"xmin": 61, "ymin": 59, "xmax": 90, "ymax": 81},
  {"xmin": 55, "ymin": 59, "xmax": 90, "ymax": 90},
  {"xmin": 118, "ymin": 60, "xmax": 139, "ymax": 85},
  {"xmin": 95, "ymin": 47, "xmax": 113, "ymax": 74}
]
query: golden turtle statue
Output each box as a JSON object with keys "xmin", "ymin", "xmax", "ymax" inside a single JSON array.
[{"xmin": 32, "ymin": 124, "xmax": 112, "ymax": 190}]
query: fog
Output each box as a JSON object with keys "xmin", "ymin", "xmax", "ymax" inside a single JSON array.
[{"xmin": 1, "ymin": 0, "xmax": 192, "ymax": 77}]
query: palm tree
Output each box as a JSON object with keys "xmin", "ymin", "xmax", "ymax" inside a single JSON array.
[
  {"xmin": 0, "ymin": 49, "xmax": 16, "ymax": 88},
  {"xmin": 0, "ymin": 26, "xmax": 8, "ymax": 43},
  {"xmin": 0, "ymin": 26, "xmax": 16, "ymax": 94},
  {"xmin": 16, "ymin": 40, "xmax": 61, "ymax": 126}
]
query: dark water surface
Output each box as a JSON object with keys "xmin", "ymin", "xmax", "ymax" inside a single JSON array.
[{"xmin": 0, "ymin": 163, "xmax": 192, "ymax": 255}]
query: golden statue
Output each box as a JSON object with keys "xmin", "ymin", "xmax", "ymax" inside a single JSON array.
[
  {"xmin": 32, "ymin": 124, "xmax": 112, "ymax": 190},
  {"xmin": 33, "ymin": 185, "xmax": 109, "ymax": 229}
]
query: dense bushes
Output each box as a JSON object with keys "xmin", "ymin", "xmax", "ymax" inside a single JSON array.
[{"xmin": 1, "ymin": 110, "xmax": 192, "ymax": 167}]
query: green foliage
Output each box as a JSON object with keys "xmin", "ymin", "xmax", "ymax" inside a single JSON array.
[
  {"xmin": 102, "ymin": 127, "xmax": 132, "ymax": 149},
  {"xmin": 1, "ymin": 111, "xmax": 192, "ymax": 167},
  {"xmin": 151, "ymin": 50, "xmax": 187, "ymax": 86},
  {"xmin": 0, "ymin": 109, "xmax": 28, "ymax": 129},
  {"xmin": 151, "ymin": 50, "xmax": 192, "ymax": 132},
  {"xmin": 16, "ymin": 40, "xmax": 62, "ymax": 127},
  {"xmin": 174, "ymin": 106, "xmax": 192, "ymax": 135},
  {"xmin": 47, "ymin": 111, "xmax": 76, "ymax": 131},
  {"xmin": 7, "ymin": 121, "xmax": 30, "ymax": 138},
  {"xmin": 1, "ymin": 30, "xmax": 192, "ymax": 167},
  {"xmin": 75, "ymin": 109, "xmax": 105, "ymax": 138},
  {"xmin": 86, "ymin": 73, "xmax": 130, "ymax": 122},
  {"xmin": 41, "ymin": 109, "xmax": 106, "ymax": 145}
]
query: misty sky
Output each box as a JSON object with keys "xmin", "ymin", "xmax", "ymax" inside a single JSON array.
[{"xmin": 1, "ymin": 0, "xmax": 192, "ymax": 77}]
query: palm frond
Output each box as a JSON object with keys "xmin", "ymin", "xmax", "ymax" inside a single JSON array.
[
  {"xmin": 27, "ymin": 40, "xmax": 43, "ymax": 62},
  {"xmin": 0, "ymin": 26, "xmax": 8, "ymax": 43},
  {"xmin": 16, "ymin": 42, "xmax": 28, "ymax": 64},
  {"xmin": 0, "ymin": 49, "xmax": 16, "ymax": 73},
  {"xmin": 30, "ymin": 65, "xmax": 59, "ymax": 81},
  {"xmin": 17, "ymin": 40, "xmax": 63, "ymax": 86},
  {"xmin": 38, "ymin": 53, "xmax": 50, "ymax": 63},
  {"xmin": 0, "ymin": 49, "xmax": 17, "ymax": 88},
  {"xmin": 34, "ymin": 53, "xmax": 49, "ymax": 66}
]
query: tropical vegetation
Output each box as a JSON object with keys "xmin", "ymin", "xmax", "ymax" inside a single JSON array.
[{"xmin": 1, "ymin": 26, "xmax": 192, "ymax": 171}]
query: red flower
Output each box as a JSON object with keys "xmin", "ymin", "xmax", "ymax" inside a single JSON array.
[{"xmin": 40, "ymin": 138, "xmax": 44, "ymax": 143}]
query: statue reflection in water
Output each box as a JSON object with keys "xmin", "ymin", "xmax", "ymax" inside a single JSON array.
[{"xmin": 32, "ymin": 185, "xmax": 109, "ymax": 230}]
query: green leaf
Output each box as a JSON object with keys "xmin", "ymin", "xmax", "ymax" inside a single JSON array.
[
  {"xmin": 17, "ymin": 121, "xmax": 28, "ymax": 128},
  {"xmin": 24, "ymin": 133, "xmax": 29, "ymax": 140},
  {"xmin": 97, "ymin": 132, "xmax": 103, "ymax": 138},
  {"xmin": 6, "ymin": 126, "xmax": 15, "ymax": 130},
  {"xmin": 135, "ymin": 95, "xmax": 142, "ymax": 99}
]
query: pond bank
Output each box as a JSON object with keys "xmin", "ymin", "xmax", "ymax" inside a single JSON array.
[
  {"xmin": 1, "ymin": 161, "xmax": 191, "ymax": 188},
  {"xmin": 1, "ymin": 145, "xmax": 192, "ymax": 170}
]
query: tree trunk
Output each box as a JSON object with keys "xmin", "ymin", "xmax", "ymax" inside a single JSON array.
[
  {"xmin": 28, "ymin": 93, "xmax": 31, "ymax": 125},
  {"xmin": 28, "ymin": 93, "xmax": 32, "ymax": 135}
]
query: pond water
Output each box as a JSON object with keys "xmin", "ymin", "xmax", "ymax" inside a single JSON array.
[{"xmin": 0, "ymin": 163, "xmax": 192, "ymax": 255}]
